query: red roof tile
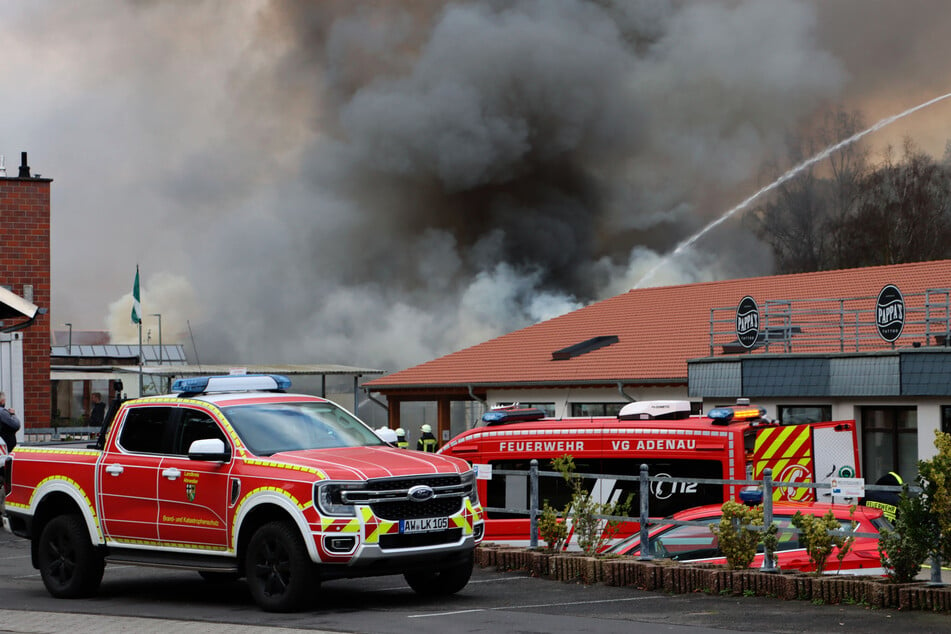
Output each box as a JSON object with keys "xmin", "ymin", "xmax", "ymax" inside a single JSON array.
[{"xmin": 365, "ymin": 260, "xmax": 951, "ymax": 390}]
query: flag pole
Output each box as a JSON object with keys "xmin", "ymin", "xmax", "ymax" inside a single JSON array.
[
  {"xmin": 138, "ymin": 320, "xmax": 143, "ymax": 396},
  {"xmin": 132, "ymin": 264, "xmax": 143, "ymax": 396}
]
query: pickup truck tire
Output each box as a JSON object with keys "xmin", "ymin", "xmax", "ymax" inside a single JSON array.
[
  {"xmin": 403, "ymin": 551, "xmax": 473, "ymax": 596},
  {"xmin": 246, "ymin": 520, "xmax": 315, "ymax": 612},
  {"xmin": 37, "ymin": 514, "xmax": 105, "ymax": 599}
]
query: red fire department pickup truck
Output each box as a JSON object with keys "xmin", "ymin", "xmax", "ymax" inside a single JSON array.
[{"xmin": 1, "ymin": 375, "xmax": 483, "ymax": 612}]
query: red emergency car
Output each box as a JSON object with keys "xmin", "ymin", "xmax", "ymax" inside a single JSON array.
[{"xmin": 605, "ymin": 502, "xmax": 889, "ymax": 575}]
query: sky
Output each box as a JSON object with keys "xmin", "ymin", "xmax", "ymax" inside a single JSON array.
[{"xmin": 2, "ymin": 0, "xmax": 950, "ymax": 373}]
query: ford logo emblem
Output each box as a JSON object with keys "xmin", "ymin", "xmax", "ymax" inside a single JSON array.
[{"xmin": 407, "ymin": 485, "xmax": 435, "ymax": 503}]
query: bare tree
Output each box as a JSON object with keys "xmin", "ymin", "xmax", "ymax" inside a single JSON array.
[{"xmin": 749, "ymin": 108, "xmax": 868, "ymax": 273}]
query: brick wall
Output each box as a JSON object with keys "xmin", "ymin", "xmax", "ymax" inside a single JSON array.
[{"xmin": 0, "ymin": 173, "xmax": 52, "ymax": 428}]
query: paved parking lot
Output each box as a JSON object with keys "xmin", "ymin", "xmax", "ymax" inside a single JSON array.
[{"xmin": 2, "ymin": 525, "xmax": 950, "ymax": 633}]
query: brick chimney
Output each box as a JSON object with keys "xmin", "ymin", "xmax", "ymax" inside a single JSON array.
[{"xmin": 0, "ymin": 152, "xmax": 52, "ymax": 428}]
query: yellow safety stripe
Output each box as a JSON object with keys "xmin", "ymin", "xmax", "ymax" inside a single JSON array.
[
  {"xmin": 28, "ymin": 475, "xmax": 104, "ymax": 541},
  {"xmin": 13, "ymin": 446, "xmax": 100, "ymax": 457},
  {"xmin": 241, "ymin": 458, "xmax": 326, "ymax": 479}
]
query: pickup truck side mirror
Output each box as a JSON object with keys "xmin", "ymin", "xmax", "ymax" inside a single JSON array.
[{"xmin": 187, "ymin": 438, "xmax": 231, "ymax": 462}]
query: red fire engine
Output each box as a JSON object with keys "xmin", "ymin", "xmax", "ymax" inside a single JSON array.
[{"xmin": 439, "ymin": 400, "xmax": 859, "ymax": 547}]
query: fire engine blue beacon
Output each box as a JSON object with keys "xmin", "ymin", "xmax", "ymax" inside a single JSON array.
[
  {"xmin": 735, "ymin": 296, "xmax": 759, "ymax": 349},
  {"xmin": 876, "ymin": 284, "xmax": 905, "ymax": 343}
]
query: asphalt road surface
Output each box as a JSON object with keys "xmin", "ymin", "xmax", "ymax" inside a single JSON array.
[{"xmin": 1, "ymin": 527, "xmax": 949, "ymax": 634}]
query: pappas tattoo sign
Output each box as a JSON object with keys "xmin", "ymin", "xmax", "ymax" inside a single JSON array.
[
  {"xmin": 876, "ymin": 284, "xmax": 905, "ymax": 343},
  {"xmin": 735, "ymin": 296, "xmax": 760, "ymax": 349}
]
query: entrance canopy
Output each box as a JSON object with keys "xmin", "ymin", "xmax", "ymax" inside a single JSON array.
[{"xmin": 0, "ymin": 286, "xmax": 39, "ymax": 320}]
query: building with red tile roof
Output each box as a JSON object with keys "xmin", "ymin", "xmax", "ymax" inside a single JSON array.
[{"xmin": 365, "ymin": 259, "xmax": 951, "ymax": 477}]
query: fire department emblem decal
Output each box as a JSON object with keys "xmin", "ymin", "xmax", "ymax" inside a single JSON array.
[{"xmin": 186, "ymin": 482, "xmax": 197, "ymax": 502}]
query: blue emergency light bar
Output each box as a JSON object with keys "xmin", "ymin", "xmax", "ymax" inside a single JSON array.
[
  {"xmin": 482, "ymin": 408, "xmax": 547, "ymax": 425},
  {"xmin": 707, "ymin": 405, "xmax": 766, "ymax": 424},
  {"xmin": 172, "ymin": 374, "xmax": 292, "ymax": 395}
]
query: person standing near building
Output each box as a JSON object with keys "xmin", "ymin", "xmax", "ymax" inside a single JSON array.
[
  {"xmin": 417, "ymin": 424, "xmax": 438, "ymax": 452},
  {"xmin": 88, "ymin": 392, "xmax": 106, "ymax": 427},
  {"xmin": 0, "ymin": 391, "xmax": 21, "ymax": 452},
  {"xmin": 395, "ymin": 427, "xmax": 409, "ymax": 449}
]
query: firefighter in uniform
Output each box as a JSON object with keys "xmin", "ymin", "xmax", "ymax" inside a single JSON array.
[
  {"xmin": 395, "ymin": 427, "xmax": 409, "ymax": 449},
  {"xmin": 417, "ymin": 424, "xmax": 438, "ymax": 452},
  {"xmin": 862, "ymin": 471, "xmax": 903, "ymax": 523}
]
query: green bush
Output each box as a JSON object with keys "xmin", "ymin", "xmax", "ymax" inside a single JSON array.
[
  {"xmin": 878, "ymin": 487, "xmax": 932, "ymax": 583},
  {"xmin": 537, "ymin": 500, "xmax": 569, "ymax": 552},
  {"xmin": 790, "ymin": 508, "xmax": 855, "ymax": 575},
  {"xmin": 878, "ymin": 430, "xmax": 951, "ymax": 582},
  {"xmin": 550, "ymin": 454, "xmax": 632, "ymax": 556},
  {"xmin": 709, "ymin": 501, "xmax": 763, "ymax": 569}
]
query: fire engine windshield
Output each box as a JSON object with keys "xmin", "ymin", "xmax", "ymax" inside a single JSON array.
[{"xmin": 222, "ymin": 401, "xmax": 385, "ymax": 456}]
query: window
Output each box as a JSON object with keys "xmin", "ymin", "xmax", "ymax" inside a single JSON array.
[
  {"xmin": 777, "ymin": 405, "xmax": 832, "ymax": 424},
  {"xmin": 174, "ymin": 409, "xmax": 228, "ymax": 456},
  {"xmin": 118, "ymin": 406, "xmax": 176, "ymax": 454},
  {"xmin": 942, "ymin": 406, "xmax": 951, "ymax": 435},
  {"xmin": 492, "ymin": 402, "xmax": 555, "ymax": 417},
  {"xmin": 223, "ymin": 401, "xmax": 384, "ymax": 456},
  {"xmin": 861, "ymin": 407, "xmax": 917, "ymax": 483},
  {"xmin": 570, "ymin": 403, "xmax": 625, "ymax": 417},
  {"xmin": 521, "ymin": 403, "xmax": 555, "ymax": 417}
]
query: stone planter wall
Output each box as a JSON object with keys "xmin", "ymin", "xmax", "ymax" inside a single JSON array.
[{"xmin": 474, "ymin": 544, "xmax": 951, "ymax": 612}]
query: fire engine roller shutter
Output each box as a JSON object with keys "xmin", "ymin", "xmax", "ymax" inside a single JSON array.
[{"xmin": 812, "ymin": 425, "xmax": 859, "ymax": 502}]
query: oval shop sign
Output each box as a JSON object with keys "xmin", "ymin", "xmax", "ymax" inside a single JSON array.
[
  {"xmin": 735, "ymin": 296, "xmax": 760, "ymax": 349},
  {"xmin": 876, "ymin": 284, "xmax": 905, "ymax": 343}
]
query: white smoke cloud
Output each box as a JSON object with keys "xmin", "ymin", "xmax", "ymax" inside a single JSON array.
[{"xmin": 106, "ymin": 272, "xmax": 203, "ymax": 345}]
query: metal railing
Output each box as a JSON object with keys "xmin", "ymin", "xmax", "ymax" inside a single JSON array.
[
  {"xmin": 709, "ymin": 288, "xmax": 951, "ymax": 355},
  {"xmin": 485, "ymin": 460, "xmax": 940, "ymax": 581}
]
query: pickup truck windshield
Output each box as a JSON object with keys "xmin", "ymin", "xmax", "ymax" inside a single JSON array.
[{"xmin": 222, "ymin": 401, "xmax": 385, "ymax": 456}]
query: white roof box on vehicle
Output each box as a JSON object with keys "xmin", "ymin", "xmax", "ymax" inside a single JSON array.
[{"xmin": 618, "ymin": 400, "xmax": 692, "ymax": 421}]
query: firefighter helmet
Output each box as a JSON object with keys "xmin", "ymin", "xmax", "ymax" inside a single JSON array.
[{"xmin": 421, "ymin": 424, "xmax": 432, "ymax": 433}]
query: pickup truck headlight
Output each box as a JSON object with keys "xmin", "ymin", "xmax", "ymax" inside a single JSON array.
[
  {"xmin": 461, "ymin": 469, "xmax": 479, "ymax": 504},
  {"xmin": 315, "ymin": 482, "xmax": 361, "ymax": 517}
]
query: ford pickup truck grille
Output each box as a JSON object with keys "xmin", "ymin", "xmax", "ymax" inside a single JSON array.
[{"xmin": 340, "ymin": 474, "xmax": 467, "ymax": 520}]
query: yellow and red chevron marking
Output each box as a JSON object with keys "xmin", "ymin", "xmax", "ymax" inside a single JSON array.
[
  {"xmin": 468, "ymin": 499, "xmax": 484, "ymax": 524},
  {"xmin": 754, "ymin": 425, "xmax": 815, "ymax": 502},
  {"xmin": 320, "ymin": 516, "xmax": 360, "ymax": 533},
  {"xmin": 452, "ymin": 499, "xmax": 476, "ymax": 534},
  {"xmin": 359, "ymin": 506, "xmax": 397, "ymax": 543}
]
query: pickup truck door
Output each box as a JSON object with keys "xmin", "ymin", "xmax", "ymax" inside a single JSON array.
[
  {"xmin": 97, "ymin": 406, "xmax": 175, "ymax": 544},
  {"xmin": 156, "ymin": 408, "xmax": 232, "ymax": 550}
]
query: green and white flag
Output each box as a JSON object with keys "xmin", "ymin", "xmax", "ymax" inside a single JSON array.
[{"xmin": 131, "ymin": 265, "xmax": 142, "ymax": 325}]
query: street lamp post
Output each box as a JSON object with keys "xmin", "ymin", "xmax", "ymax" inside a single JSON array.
[
  {"xmin": 151, "ymin": 313, "xmax": 162, "ymax": 365},
  {"xmin": 65, "ymin": 322, "xmax": 72, "ymax": 354}
]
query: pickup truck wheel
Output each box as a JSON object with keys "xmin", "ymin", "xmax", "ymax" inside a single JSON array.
[
  {"xmin": 404, "ymin": 551, "xmax": 473, "ymax": 596},
  {"xmin": 246, "ymin": 521, "xmax": 315, "ymax": 612},
  {"xmin": 38, "ymin": 514, "xmax": 104, "ymax": 599}
]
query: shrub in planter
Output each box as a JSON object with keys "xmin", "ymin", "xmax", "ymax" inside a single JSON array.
[
  {"xmin": 550, "ymin": 455, "xmax": 632, "ymax": 556},
  {"xmin": 878, "ymin": 487, "xmax": 933, "ymax": 583},
  {"xmin": 537, "ymin": 500, "xmax": 569, "ymax": 553},
  {"xmin": 916, "ymin": 431, "xmax": 951, "ymax": 565},
  {"xmin": 708, "ymin": 501, "xmax": 763, "ymax": 569},
  {"xmin": 790, "ymin": 507, "xmax": 855, "ymax": 575}
]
